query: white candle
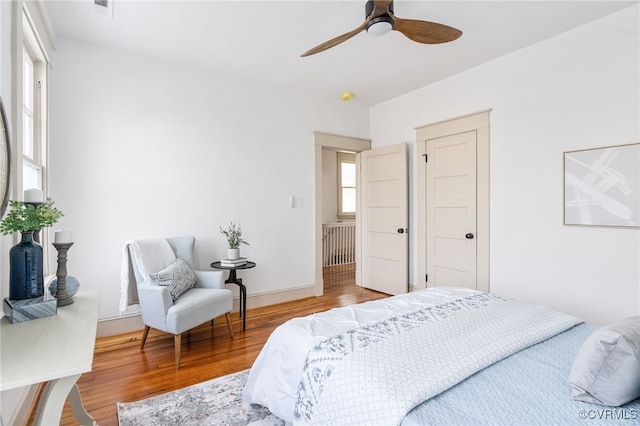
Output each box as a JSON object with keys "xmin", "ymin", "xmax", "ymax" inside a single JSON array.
[
  {"xmin": 54, "ymin": 229, "xmax": 73, "ymax": 244},
  {"xmin": 24, "ymin": 188, "xmax": 44, "ymax": 203}
]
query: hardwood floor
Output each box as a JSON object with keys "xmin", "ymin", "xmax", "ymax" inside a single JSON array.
[{"xmin": 58, "ymin": 264, "xmax": 387, "ymax": 425}]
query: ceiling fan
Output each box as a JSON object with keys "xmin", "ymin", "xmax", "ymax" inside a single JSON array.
[{"xmin": 301, "ymin": 0, "xmax": 462, "ymax": 57}]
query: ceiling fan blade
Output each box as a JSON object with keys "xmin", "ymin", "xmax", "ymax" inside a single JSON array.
[
  {"xmin": 392, "ymin": 17, "xmax": 462, "ymax": 44},
  {"xmin": 301, "ymin": 21, "xmax": 368, "ymax": 57}
]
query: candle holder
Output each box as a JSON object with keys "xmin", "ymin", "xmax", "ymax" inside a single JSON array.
[
  {"xmin": 49, "ymin": 242, "xmax": 80, "ymax": 306},
  {"xmin": 23, "ymin": 201, "xmax": 43, "ymax": 243}
]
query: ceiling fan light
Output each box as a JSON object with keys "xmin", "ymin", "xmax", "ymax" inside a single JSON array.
[{"xmin": 367, "ymin": 17, "xmax": 393, "ymax": 36}]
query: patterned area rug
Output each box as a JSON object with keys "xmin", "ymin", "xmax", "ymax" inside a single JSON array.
[{"xmin": 117, "ymin": 369, "xmax": 284, "ymax": 426}]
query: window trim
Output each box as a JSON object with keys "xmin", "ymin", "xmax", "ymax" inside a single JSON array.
[
  {"xmin": 337, "ymin": 151, "xmax": 356, "ymax": 220},
  {"xmin": 17, "ymin": 3, "xmax": 52, "ymax": 271}
]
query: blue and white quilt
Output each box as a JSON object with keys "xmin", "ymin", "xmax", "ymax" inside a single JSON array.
[
  {"xmin": 401, "ymin": 323, "xmax": 640, "ymax": 426},
  {"xmin": 243, "ymin": 288, "xmax": 583, "ymax": 425},
  {"xmin": 293, "ymin": 294, "xmax": 581, "ymax": 425}
]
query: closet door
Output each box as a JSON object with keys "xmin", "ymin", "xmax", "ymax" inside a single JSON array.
[
  {"xmin": 416, "ymin": 111, "xmax": 490, "ymax": 292},
  {"xmin": 426, "ymin": 131, "xmax": 477, "ymax": 289}
]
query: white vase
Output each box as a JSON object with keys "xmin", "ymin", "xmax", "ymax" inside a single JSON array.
[{"xmin": 227, "ymin": 248, "xmax": 240, "ymax": 260}]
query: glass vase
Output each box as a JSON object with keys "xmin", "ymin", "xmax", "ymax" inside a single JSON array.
[{"xmin": 9, "ymin": 231, "xmax": 44, "ymax": 300}]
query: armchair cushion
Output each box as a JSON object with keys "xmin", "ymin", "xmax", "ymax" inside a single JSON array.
[
  {"xmin": 166, "ymin": 287, "xmax": 233, "ymax": 335},
  {"xmin": 148, "ymin": 257, "xmax": 197, "ymax": 301}
]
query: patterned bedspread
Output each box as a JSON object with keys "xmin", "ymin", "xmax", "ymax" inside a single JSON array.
[{"xmin": 293, "ymin": 293, "xmax": 582, "ymax": 425}]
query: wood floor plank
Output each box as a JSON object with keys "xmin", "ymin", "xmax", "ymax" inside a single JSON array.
[{"xmin": 55, "ymin": 265, "xmax": 387, "ymax": 426}]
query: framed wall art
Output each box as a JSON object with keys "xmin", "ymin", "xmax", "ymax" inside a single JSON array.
[{"xmin": 564, "ymin": 143, "xmax": 639, "ymax": 228}]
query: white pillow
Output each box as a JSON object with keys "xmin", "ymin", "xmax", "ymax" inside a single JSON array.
[
  {"xmin": 569, "ymin": 315, "xmax": 640, "ymax": 406},
  {"xmin": 148, "ymin": 257, "xmax": 197, "ymax": 301}
]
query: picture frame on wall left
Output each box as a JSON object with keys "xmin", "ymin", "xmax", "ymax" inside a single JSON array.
[{"xmin": 0, "ymin": 96, "xmax": 11, "ymax": 219}]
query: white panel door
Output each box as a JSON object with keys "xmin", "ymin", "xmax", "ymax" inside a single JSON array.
[
  {"xmin": 360, "ymin": 143, "xmax": 408, "ymax": 295},
  {"xmin": 426, "ymin": 131, "xmax": 477, "ymax": 289}
]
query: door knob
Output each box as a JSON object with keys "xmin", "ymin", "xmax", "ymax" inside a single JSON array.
[
  {"xmin": 397, "ymin": 228, "xmax": 406, "ymax": 234},
  {"xmin": 465, "ymin": 233, "xmax": 474, "ymax": 239}
]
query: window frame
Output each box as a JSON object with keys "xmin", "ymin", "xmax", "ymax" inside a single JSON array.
[
  {"xmin": 337, "ymin": 152, "xmax": 356, "ymax": 220},
  {"xmin": 22, "ymin": 43, "xmax": 44, "ymax": 191},
  {"xmin": 18, "ymin": 4, "xmax": 52, "ymax": 270}
]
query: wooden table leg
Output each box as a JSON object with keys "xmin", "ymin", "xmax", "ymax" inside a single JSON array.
[
  {"xmin": 69, "ymin": 383, "xmax": 96, "ymax": 425},
  {"xmin": 34, "ymin": 374, "xmax": 95, "ymax": 426}
]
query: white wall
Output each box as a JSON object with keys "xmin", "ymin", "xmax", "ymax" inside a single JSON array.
[
  {"xmin": 370, "ymin": 5, "xmax": 640, "ymax": 326},
  {"xmin": 48, "ymin": 39, "xmax": 369, "ymax": 322}
]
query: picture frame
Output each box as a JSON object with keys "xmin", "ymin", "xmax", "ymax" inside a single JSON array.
[
  {"xmin": 0, "ymin": 96, "xmax": 11, "ymax": 219},
  {"xmin": 564, "ymin": 143, "xmax": 639, "ymax": 228}
]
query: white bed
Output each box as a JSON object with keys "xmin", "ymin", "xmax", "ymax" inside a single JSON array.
[{"xmin": 243, "ymin": 287, "xmax": 640, "ymax": 425}]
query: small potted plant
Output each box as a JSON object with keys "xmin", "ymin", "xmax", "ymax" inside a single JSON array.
[
  {"xmin": 219, "ymin": 222, "xmax": 249, "ymax": 260},
  {"xmin": 1, "ymin": 198, "xmax": 63, "ymax": 300}
]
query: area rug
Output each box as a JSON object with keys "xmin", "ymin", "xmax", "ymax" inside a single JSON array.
[{"xmin": 117, "ymin": 369, "xmax": 285, "ymax": 426}]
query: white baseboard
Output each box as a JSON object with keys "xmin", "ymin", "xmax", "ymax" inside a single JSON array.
[
  {"xmin": 243, "ymin": 284, "xmax": 316, "ymax": 311},
  {"xmin": 97, "ymin": 285, "xmax": 316, "ymax": 338},
  {"xmin": 97, "ymin": 314, "xmax": 145, "ymax": 338}
]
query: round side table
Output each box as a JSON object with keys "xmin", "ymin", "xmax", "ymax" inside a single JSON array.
[{"xmin": 210, "ymin": 261, "xmax": 256, "ymax": 331}]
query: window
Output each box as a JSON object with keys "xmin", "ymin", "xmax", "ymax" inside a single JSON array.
[
  {"xmin": 22, "ymin": 46, "xmax": 40, "ymax": 192},
  {"xmin": 337, "ymin": 152, "xmax": 356, "ymax": 218},
  {"xmin": 20, "ymin": 5, "xmax": 51, "ymax": 266},
  {"xmin": 22, "ymin": 34, "xmax": 46, "ymax": 195}
]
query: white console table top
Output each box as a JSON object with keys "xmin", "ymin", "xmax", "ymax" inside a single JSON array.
[{"xmin": 1, "ymin": 291, "xmax": 101, "ymax": 391}]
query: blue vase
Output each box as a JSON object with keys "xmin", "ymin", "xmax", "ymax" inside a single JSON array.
[{"xmin": 9, "ymin": 231, "xmax": 44, "ymax": 300}]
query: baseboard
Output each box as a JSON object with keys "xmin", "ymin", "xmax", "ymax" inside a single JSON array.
[
  {"xmin": 242, "ymin": 285, "xmax": 316, "ymax": 311},
  {"xmin": 97, "ymin": 285, "xmax": 317, "ymax": 338},
  {"xmin": 97, "ymin": 314, "xmax": 145, "ymax": 338}
]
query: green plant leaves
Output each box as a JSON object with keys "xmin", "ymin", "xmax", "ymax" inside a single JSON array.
[
  {"xmin": 0, "ymin": 199, "xmax": 64, "ymax": 235},
  {"xmin": 219, "ymin": 222, "xmax": 249, "ymax": 249}
]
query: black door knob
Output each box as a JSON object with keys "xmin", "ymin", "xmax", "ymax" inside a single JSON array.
[
  {"xmin": 465, "ymin": 233, "xmax": 474, "ymax": 239},
  {"xmin": 397, "ymin": 228, "xmax": 405, "ymax": 234}
]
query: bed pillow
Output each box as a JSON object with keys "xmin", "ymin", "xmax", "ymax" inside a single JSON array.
[
  {"xmin": 569, "ymin": 315, "xmax": 640, "ymax": 406},
  {"xmin": 148, "ymin": 257, "xmax": 197, "ymax": 301}
]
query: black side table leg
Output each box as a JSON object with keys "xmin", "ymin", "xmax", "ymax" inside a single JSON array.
[
  {"xmin": 224, "ymin": 270, "xmax": 247, "ymax": 331},
  {"xmin": 237, "ymin": 278, "xmax": 243, "ymax": 318},
  {"xmin": 239, "ymin": 281, "xmax": 247, "ymax": 331}
]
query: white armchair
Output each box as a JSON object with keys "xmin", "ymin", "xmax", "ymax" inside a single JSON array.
[{"xmin": 122, "ymin": 235, "xmax": 233, "ymax": 369}]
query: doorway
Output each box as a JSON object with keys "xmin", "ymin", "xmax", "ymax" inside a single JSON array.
[
  {"xmin": 313, "ymin": 132, "xmax": 371, "ymax": 296},
  {"xmin": 321, "ymin": 149, "xmax": 357, "ymax": 288}
]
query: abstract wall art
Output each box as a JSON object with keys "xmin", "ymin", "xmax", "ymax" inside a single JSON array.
[{"xmin": 564, "ymin": 143, "xmax": 640, "ymax": 228}]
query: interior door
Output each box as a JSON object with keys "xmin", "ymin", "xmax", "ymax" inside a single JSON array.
[
  {"xmin": 360, "ymin": 143, "xmax": 408, "ymax": 295},
  {"xmin": 426, "ymin": 131, "xmax": 477, "ymax": 289}
]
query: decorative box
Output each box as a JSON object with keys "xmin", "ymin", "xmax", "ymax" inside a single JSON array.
[{"xmin": 3, "ymin": 294, "xmax": 57, "ymax": 323}]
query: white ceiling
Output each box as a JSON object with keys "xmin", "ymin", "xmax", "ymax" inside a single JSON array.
[{"xmin": 42, "ymin": 1, "xmax": 637, "ymax": 106}]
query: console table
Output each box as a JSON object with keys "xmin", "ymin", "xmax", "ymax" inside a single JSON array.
[
  {"xmin": 1, "ymin": 291, "xmax": 101, "ymax": 426},
  {"xmin": 210, "ymin": 261, "xmax": 256, "ymax": 331}
]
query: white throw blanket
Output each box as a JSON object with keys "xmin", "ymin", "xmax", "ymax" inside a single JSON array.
[
  {"xmin": 119, "ymin": 239, "xmax": 175, "ymax": 313},
  {"xmin": 120, "ymin": 240, "xmax": 143, "ymax": 313},
  {"xmin": 293, "ymin": 297, "xmax": 582, "ymax": 425}
]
